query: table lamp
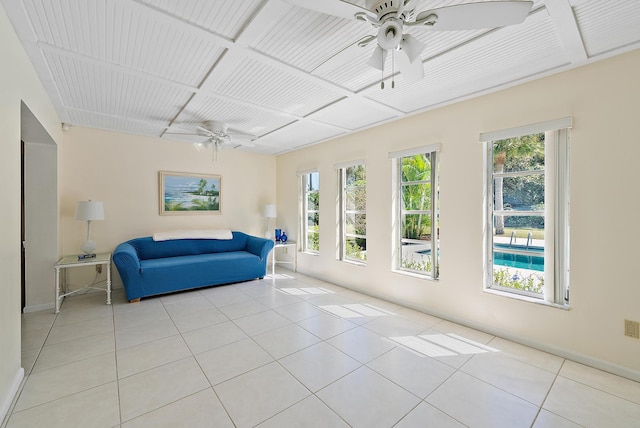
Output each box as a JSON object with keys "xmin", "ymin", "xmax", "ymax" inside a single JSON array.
[
  {"xmin": 76, "ymin": 200, "xmax": 104, "ymax": 256},
  {"xmin": 263, "ymin": 203, "xmax": 276, "ymax": 239}
]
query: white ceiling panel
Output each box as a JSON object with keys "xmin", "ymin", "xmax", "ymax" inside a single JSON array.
[
  {"xmin": 3, "ymin": 0, "xmax": 639, "ymax": 154},
  {"xmin": 309, "ymin": 98, "xmax": 400, "ymax": 130},
  {"xmin": 139, "ymin": 0, "xmax": 264, "ymax": 39},
  {"xmin": 259, "ymin": 121, "xmax": 346, "ymax": 151},
  {"xmin": 250, "ymin": 5, "xmax": 372, "ymax": 72},
  {"xmin": 205, "ymin": 52, "xmax": 346, "ymax": 117},
  {"xmin": 22, "ymin": 0, "xmax": 225, "ymax": 86},
  {"xmin": 44, "ymin": 51, "xmax": 193, "ymax": 123},
  {"xmin": 65, "ymin": 109, "xmax": 168, "ymax": 137},
  {"xmin": 573, "ymin": 0, "xmax": 640, "ymax": 58}
]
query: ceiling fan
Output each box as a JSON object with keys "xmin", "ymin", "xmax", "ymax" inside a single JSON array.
[
  {"xmin": 289, "ymin": 0, "xmax": 533, "ymax": 86},
  {"xmin": 165, "ymin": 120, "xmax": 256, "ymax": 161}
]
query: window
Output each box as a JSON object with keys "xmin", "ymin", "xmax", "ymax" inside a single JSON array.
[
  {"xmin": 391, "ymin": 145, "xmax": 440, "ymax": 279},
  {"xmin": 483, "ymin": 118, "xmax": 570, "ymax": 305},
  {"xmin": 338, "ymin": 162, "xmax": 366, "ymax": 263},
  {"xmin": 301, "ymin": 171, "xmax": 319, "ymax": 253}
]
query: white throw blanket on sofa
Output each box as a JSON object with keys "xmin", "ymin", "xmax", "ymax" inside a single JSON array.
[{"xmin": 152, "ymin": 229, "xmax": 233, "ymax": 241}]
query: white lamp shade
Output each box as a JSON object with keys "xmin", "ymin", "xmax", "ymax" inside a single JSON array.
[
  {"xmin": 76, "ymin": 201, "xmax": 104, "ymax": 221},
  {"xmin": 263, "ymin": 204, "xmax": 277, "ymax": 218}
]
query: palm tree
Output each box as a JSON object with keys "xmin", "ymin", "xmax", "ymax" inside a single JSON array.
[
  {"xmin": 493, "ymin": 134, "xmax": 544, "ymax": 235},
  {"xmin": 197, "ymin": 178, "xmax": 207, "ymax": 195}
]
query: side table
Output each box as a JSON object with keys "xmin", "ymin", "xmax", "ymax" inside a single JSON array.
[
  {"xmin": 271, "ymin": 241, "xmax": 297, "ymax": 278},
  {"xmin": 54, "ymin": 252, "xmax": 112, "ymax": 313}
]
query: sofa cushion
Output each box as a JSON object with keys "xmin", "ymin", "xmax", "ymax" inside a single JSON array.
[{"xmin": 139, "ymin": 251, "xmax": 263, "ymax": 293}]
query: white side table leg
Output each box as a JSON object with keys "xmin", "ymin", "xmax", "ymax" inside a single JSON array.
[
  {"xmin": 106, "ymin": 262, "xmax": 112, "ymax": 305},
  {"xmin": 55, "ymin": 266, "xmax": 61, "ymax": 314}
]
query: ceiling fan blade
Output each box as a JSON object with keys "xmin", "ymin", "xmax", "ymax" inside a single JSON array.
[
  {"xmin": 227, "ymin": 128, "xmax": 257, "ymax": 139},
  {"xmin": 413, "ymin": 1, "xmax": 533, "ymax": 31},
  {"xmin": 231, "ymin": 140, "xmax": 256, "ymax": 148},
  {"xmin": 196, "ymin": 125, "xmax": 214, "ymax": 136},
  {"xmin": 367, "ymin": 45, "xmax": 388, "ymax": 71},
  {"xmin": 312, "ymin": 34, "xmax": 376, "ymax": 75},
  {"xmin": 396, "ymin": 51, "xmax": 424, "ymax": 84},
  {"xmin": 164, "ymin": 132, "xmax": 201, "ymax": 136},
  {"xmin": 282, "ymin": 0, "xmax": 373, "ymax": 21}
]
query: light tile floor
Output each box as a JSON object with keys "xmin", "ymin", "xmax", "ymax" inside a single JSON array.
[{"xmin": 5, "ymin": 269, "xmax": 640, "ymax": 428}]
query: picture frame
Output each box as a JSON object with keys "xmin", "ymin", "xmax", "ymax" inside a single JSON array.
[{"xmin": 159, "ymin": 171, "xmax": 222, "ymax": 215}]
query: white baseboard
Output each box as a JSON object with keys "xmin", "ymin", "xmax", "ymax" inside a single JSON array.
[
  {"xmin": 22, "ymin": 302, "xmax": 54, "ymax": 313},
  {"xmin": 0, "ymin": 367, "xmax": 24, "ymax": 426}
]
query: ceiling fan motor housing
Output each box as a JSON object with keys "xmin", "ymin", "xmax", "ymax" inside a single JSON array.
[
  {"xmin": 366, "ymin": 0, "xmax": 415, "ymax": 22},
  {"xmin": 204, "ymin": 120, "xmax": 228, "ymax": 134}
]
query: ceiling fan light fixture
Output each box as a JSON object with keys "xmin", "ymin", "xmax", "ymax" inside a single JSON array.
[
  {"xmin": 401, "ymin": 34, "xmax": 425, "ymax": 63},
  {"xmin": 377, "ymin": 19, "xmax": 403, "ymax": 50},
  {"xmin": 367, "ymin": 45, "xmax": 388, "ymax": 70}
]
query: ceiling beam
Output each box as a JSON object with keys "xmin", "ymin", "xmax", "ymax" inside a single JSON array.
[{"xmin": 544, "ymin": 0, "xmax": 588, "ymax": 64}]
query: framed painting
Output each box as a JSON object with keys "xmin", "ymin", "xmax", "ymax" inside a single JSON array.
[{"xmin": 159, "ymin": 171, "xmax": 222, "ymax": 215}]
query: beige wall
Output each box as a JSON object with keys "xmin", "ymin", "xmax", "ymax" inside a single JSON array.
[
  {"xmin": 0, "ymin": 3, "xmax": 61, "ymax": 421},
  {"xmin": 60, "ymin": 126, "xmax": 276, "ymax": 286},
  {"xmin": 276, "ymin": 49, "xmax": 640, "ymax": 379}
]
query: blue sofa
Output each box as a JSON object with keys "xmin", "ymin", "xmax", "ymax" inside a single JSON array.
[{"xmin": 112, "ymin": 231, "xmax": 274, "ymax": 302}]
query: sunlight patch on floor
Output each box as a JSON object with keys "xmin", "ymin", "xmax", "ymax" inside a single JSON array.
[
  {"xmin": 391, "ymin": 333, "xmax": 499, "ymax": 357},
  {"xmin": 319, "ymin": 304, "xmax": 394, "ymax": 318}
]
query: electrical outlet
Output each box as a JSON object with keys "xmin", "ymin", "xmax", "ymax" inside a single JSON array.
[
  {"xmin": 96, "ymin": 265, "xmax": 102, "ymax": 274},
  {"xmin": 624, "ymin": 319, "xmax": 639, "ymax": 339}
]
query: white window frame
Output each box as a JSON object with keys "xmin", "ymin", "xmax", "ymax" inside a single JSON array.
[
  {"xmin": 336, "ymin": 160, "xmax": 367, "ymax": 264},
  {"xmin": 390, "ymin": 144, "xmax": 440, "ymax": 279},
  {"xmin": 482, "ymin": 118, "xmax": 571, "ymax": 306},
  {"xmin": 301, "ymin": 171, "xmax": 320, "ymax": 254}
]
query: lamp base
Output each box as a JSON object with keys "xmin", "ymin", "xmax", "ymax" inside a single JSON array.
[{"xmin": 81, "ymin": 240, "xmax": 97, "ymax": 255}]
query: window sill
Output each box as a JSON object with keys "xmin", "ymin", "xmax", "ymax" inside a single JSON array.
[
  {"xmin": 483, "ymin": 288, "xmax": 570, "ymax": 310},
  {"xmin": 392, "ymin": 269, "xmax": 438, "ymax": 282},
  {"xmin": 341, "ymin": 259, "xmax": 366, "ymax": 267}
]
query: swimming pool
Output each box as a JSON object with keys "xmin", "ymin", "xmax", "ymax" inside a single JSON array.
[
  {"xmin": 417, "ymin": 243, "xmax": 544, "ymax": 272},
  {"xmin": 493, "ymin": 243, "xmax": 544, "ymax": 272}
]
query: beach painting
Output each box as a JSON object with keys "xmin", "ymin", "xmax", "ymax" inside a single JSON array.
[{"xmin": 159, "ymin": 171, "xmax": 221, "ymax": 215}]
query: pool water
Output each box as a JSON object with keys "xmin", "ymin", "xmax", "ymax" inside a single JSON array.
[
  {"xmin": 416, "ymin": 243, "xmax": 544, "ymax": 272},
  {"xmin": 493, "ymin": 243, "xmax": 544, "ymax": 272}
]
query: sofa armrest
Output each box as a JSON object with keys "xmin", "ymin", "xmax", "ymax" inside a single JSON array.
[
  {"xmin": 113, "ymin": 242, "xmax": 141, "ymax": 273},
  {"xmin": 245, "ymin": 235, "xmax": 275, "ymax": 261}
]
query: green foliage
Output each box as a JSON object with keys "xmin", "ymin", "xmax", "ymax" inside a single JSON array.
[
  {"xmin": 345, "ymin": 165, "xmax": 367, "ymax": 237},
  {"xmin": 493, "ymin": 133, "xmax": 545, "ymax": 235},
  {"xmin": 401, "ymin": 255, "xmax": 432, "ymax": 273},
  {"xmin": 190, "ymin": 197, "xmax": 219, "ymax": 211},
  {"xmin": 190, "ymin": 179, "xmax": 218, "ymax": 197},
  {"xmin": 493, "ymin": 133, "xmax": 545, "ymax": 166},
  {"xmin": 503, "ymin": 227, "xmax": 544, "ymax": 240},
  {"xmin": 492, "ymin": 268, "xmax": 544, "ymax": 294},
  {"xmin": 307, "ymin": 226, "xmax": 319, "ymax": 252},
  {"xmin": 346, "ymin": 240, "xmax": 366, "ymax": 261},
  {"xmin": 401, "ymin": 154, "xmax": 433, "ymax": 240},
  {"xmin": 164, "ymin": 201, "xmax": 184, "ymax": 211}
]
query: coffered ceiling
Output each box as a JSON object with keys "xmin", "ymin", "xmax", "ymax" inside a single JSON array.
[{"xmin": 3, "ymin": 0, "xmax": 640, "ymax": 154}]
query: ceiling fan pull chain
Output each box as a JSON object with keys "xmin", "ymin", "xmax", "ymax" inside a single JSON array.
[
  {"xmin": 380, "ymin": 52, "xmax": 385, "ymax": 89},
  {"xmin": 391, "ymin": 49, "xmax": 395, "ymax": 89}
]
